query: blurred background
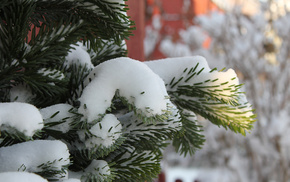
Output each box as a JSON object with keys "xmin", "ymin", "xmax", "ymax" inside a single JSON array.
[{"xmin": 126, "ymin": 0, "xmax": 290, "ymax": 182}]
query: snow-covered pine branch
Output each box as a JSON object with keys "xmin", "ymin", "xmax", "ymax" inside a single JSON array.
[
  {"xmin": 78, "ymin": 57, "xmax": 171, "ymax": 123},
  {"xmin": 145, "ymin": 56, "xmax": 255, "ymax": 135},
  {"xmin": 0, "ymin": 1, "xmax": 255, "ymax": 181},
  {"xmin": 0, "ymin": 102, "xmax": 43, "ymax": 137}
]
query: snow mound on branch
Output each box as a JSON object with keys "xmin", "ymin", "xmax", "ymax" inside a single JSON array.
[
  {"xmin": 0, "ymin": 172, "xmax": 48, "ymax": 182},
  {"xmin": 145, "ymin": 56, "xmax": 240, "ymax": 101},
  {"xmin": 78, "ymin": 57, "xmax": 169, "ymax": 122},
  {"xmin": 78, "ymin": 114, "xmax": 122, "ymax": 148},
  {"xmin": 0, "ymin": 140, "xmax": 70, "ymax": 174},
  {"xmin": 40, "ymin": 104, "xmax": 74, "ymax": 133},
  {"xmin": 79, "ymin": 160, "xmax": 111, "ymax": 182},
  {"xmin": 65, "ymin": 42, "xmax": 94, "ymax": 69},
  {"xmin": 0, "ymin": 102, "xmax": 43, "ymax": 137},
  {"xmin": 145, "ymin": 56, "xmax": 210, "ymax": 86}
]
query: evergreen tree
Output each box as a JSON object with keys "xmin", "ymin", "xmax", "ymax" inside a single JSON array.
[{"xmin": 0, "ymin": 1, "xmax": 255, "ymax": 182}]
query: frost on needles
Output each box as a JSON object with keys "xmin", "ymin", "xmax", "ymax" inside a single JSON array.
[{"xmin": 0, "ymin": 1, "xmax": 256, "ymax": 182}]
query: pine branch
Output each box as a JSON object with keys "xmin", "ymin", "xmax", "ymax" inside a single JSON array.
[
  {"xmin": 119, "ymin": 112, "xmax": 181, "ymax": 154},
  {"xmin": 80, "ymin": 160, "xmax": 115, "ymax": 182},
  {"xmin": 35, "ymin": 159, "xmax": 70, "ymax": 181},
  {"xmin": 22, "ymin": 70, "xmax": 68, "ymax": 107},
  {"xmin": 0, "ymin": 0, "xmax": 34, "ymax": 62},
  {"xmin": 172, "ymin": 110, "xmax": 205, "ymax": 156},
  {"xmin": 30, "ymin": 0, "xmax": 134, "ymax": 49},
  {"xmin": 69, "ymin": 136, "xmax": 126, "ymax": 172},
  {"xmin": 108, "ymin": 148, "xmax": 162, "ymax": 182},
  {"xmin": 171, "ymin": 91, "xmax": 256, "ymax": 135},
  {"xmin": 26, "ymin": 17, "xmax": 85, "ymax": 67},
  {"xmin": 89, "ymin": 40, "xmax": 127, "ymax": 66},
  {"xmin": 64, "ymin": 64, "xmax": 91, "ymax": 105},
  {"xmin": 167, "ymin": 66, "xmax": 256, "ymax": 136},
  {"xmin": 0, "ymin": 130, "xmax": 30, "ymax": 147},
  {"xmin": 117, "ymin": 94, "xmax": 171, "ymax": 125}
]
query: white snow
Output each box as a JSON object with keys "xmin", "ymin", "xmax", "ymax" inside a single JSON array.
[
  {"xmin": 78, "ymin": 114, "xmax": 122, "ymax": 148},
  {"xmin": 78, "ymin": 57, "xmax": 169, "ymax": 122},
  {"xmin": 0, "ymin": 172, "xmax": 48, "ymax": 182},
  {"xmin": 65, "ymin": 42, "xmax": 94, "ymax": 69},
  {"xmin": 0, "ymin": 140, "xmax": 70, "ymax": 175},
  {"xmin": 146, "ymin": 56, "xmax": 248, "ymax": 104},
  {"xmin": 40, "ymin": 103, "xmax": 74, "ymax": 133},
  {"xmin": 84, "ymin": 160, "xmax": 110, "ymax": 176},
  {"xmin": 145, "ymin": 56, "xmax": 210, "ymax": 87},
  {"xmin": 0, "ymin": 102, "xmax": 44, "ymax": 137},
  {"xmin": 192, "ymin": 68, "xmax": 240, "ymax": 100},
  {"xmin": 9, "ymin": 84, "xmax": 34, "ymax": 102},
  {"xmin": 81, "ymin": 160, "xmax": 110, "ymax": 181}
]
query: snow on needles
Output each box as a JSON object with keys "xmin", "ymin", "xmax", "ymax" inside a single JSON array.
[
  {"xmin": 82, "ymin": 160, "xmax": 110, "ymax": 181},
  {"xmin": 0, "ymin": 172, "xmax": 48, "ymax": 182},
  {"xmin": 65, "ymin": 42, "xmax": 94, "ymax": 70},
  {"xmin": 0, "ymin": 102, "xmax": 43, "ymax": 137},
  {"xmin": 145, "ymin": 56, "xmax": 241, "ymax": 102},
  {"xmin": 78, "ymin": 114, "xmax": 122, "ymax": 148},
  {"xmin": 145, "ymin": 56, "xmax": 211, "ymax": 85},
  {"xmin": 40, "ymin": 104, "xmax": 74, "ymax": 133},
  {"xmin": 0, "ymin": 140, "xmax": 70, "ymax": 174},
  {"xmin": 78, "ymin": 57, "xmax": 169, "ymax": 122}
]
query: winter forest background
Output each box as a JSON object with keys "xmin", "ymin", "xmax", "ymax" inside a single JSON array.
[{"xmin": 144, "ymin": 0, "xmax": 290, "ymax": 182}]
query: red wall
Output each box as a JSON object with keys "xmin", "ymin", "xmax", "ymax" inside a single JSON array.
[
  {"xmin": 126, "ymin": 1, "xmax": 145, "ymax": 61},
  {"xmin": 144, "ymin": 0, "xmax": 219, "ymax": 60}
]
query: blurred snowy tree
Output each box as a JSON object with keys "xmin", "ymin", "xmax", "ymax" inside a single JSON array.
[
  {"xmin": 0, "ymin": 0, "xmax": 255, "ymax": 182},
  {"xmin": 157, "ymin": 1, "xmax": 290, "ymax": 182}
]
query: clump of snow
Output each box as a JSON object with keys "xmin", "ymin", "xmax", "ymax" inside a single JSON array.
[
  {"xmin": 0, "ymin": 102, "xmax": 44, "ymax": 137},
  {"xmin": 146, "ymin": 56, "xmax": 241, "ymax": 101},
  {"xmin": 78, "ymin": 114, "xmax": 122, "ymax": 148},
  {"xmin": 40, "ymin": 104, "xmax": 74, "ymax": 133},
  {"xmin": 85, "ymin": 160, "xmax": 110, "ymax": 175},
  {"xmin": 9, "ymin": 84, "xmax": 34, "ymax": 102},
  {"xmin": 145, "ymin": 56, "xmax": 210, "ymax": 87},
  {"xmin": 82, "ymin": 160, "xmax": 110, "ymax": 181},
  {"xmin": 0, "ymin": 140, "xmax": 70, "ymax": 174},
  {"xmin": 64, "ymin": 42, "xmax": 94, "ymax": 69},
  {"xmin": 78, "ymin": 57, "xmax": 169, "ymax": 122},
  {"xmin": 0, "ymin": 172, "xmax": 48, "ymax": 182}
]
